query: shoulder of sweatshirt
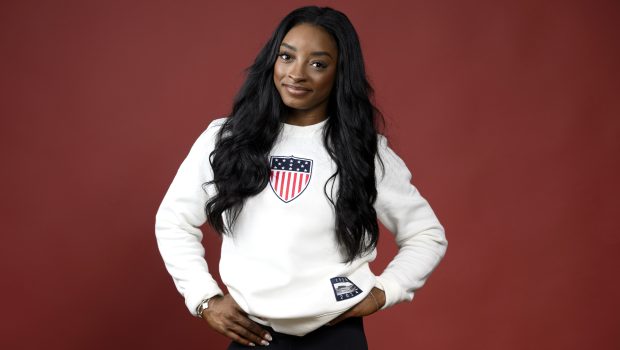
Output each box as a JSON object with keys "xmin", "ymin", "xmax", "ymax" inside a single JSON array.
[
  {"xmin": 201, "ymin": 117, "xmax": 228, "ymax": 140},
  {"xmin": 208, "ymin": 117, "xmax": 228, "ymax": 129},
  {"xmin": 375, "ymin": 133, "xmax": 412, "ymax": 182},
  {"xmin": 186, "ymin": 117, "xmax": 228, "ymax": 154}
]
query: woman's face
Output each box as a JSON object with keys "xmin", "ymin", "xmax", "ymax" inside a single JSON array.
[{"xmin": 273, "ymin": 23, "xmax": 338, "ymax": 120}]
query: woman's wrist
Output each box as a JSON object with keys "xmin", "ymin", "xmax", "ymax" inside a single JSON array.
[
  {"xmin": 368, "ymin": 289, "xmax": 380, "ymax": 312},
  {"xmin": 371, "ymin": 287, "xmax": 386, "ymax": 309}
]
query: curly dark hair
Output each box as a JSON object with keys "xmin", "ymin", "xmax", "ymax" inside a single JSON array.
[{"xmin": 204, "ymin": 6, "xmax": 385, "ymax": 263}]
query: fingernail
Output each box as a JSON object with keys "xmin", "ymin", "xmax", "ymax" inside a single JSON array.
[
  {"xmin": 264, "ymin": 333, "xmax": 273, "ymax": 341},
  {"xmin": 249, "ymin": 343, "xmax": 256, "ymax": 347},
  {"xmin": 261, "ymin": 340, "xmax": 270, "ymax": 346}
]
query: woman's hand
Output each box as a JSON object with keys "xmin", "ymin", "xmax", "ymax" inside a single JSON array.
[
  {"xmin": 328, "ymin": 287, "xmax": 386, "ymax": 325},
  {"xmin": 201, "ymin": 294, "xmax": 272, "ymax": 347}
]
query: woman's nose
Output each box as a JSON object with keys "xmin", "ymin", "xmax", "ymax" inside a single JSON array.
[{"xmin": 288, "ymin": 62, "xmax": 306, "ymax": 81}]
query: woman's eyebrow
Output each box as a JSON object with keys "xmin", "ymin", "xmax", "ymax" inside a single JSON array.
[{"xmin": 280, "ymin": 42, "xmax": 334, "ymax": 59}]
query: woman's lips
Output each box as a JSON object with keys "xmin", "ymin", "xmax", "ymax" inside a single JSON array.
[{"xmin": 283, "ymin": 84, "xmax": 311, "ymax": 96}]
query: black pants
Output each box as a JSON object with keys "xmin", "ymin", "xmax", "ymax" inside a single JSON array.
[{"xmin": 227, "ymin": 317, "xmax": 368, "ymax": 350}]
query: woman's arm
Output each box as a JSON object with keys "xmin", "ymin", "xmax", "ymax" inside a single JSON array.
[
  {"xmin": 329, "ymin": 135, "xmax": 447, "ymax": 324},
  {"xmin": 154, "ymin": 118, "xmax": 272, "ymax": 346},
  {"xmin": 373, "ymin": 135, "xmax": 448, "ymax": 309},
  {"xmin": 154, "ymin": 119, "xmax": 225, "ymax": 314}
]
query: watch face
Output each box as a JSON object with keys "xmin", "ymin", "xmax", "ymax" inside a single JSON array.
[
  {"xmin": 197, "ymin": 298, "xmax": 210, "ymax": 315},
  {"xmin": 196, "ymin": 299, "xmax": 209, "ymax": 317}
]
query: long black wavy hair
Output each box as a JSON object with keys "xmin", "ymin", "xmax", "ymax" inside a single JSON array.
[{"xmin": 204, "ymin": 6, "xmax": 385, "ymax": 263}]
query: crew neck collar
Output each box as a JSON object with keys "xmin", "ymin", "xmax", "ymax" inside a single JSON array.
[{"xmin": 281, "ymin": 117, "xmax": 329, "ymax": 137}]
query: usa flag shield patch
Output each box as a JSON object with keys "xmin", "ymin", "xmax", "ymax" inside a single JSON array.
[{"xmin": 269, "ymin": 155, "xmax": 313, "ymax": 203}]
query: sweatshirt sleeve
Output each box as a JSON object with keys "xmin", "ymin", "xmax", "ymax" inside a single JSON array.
[
  {"xmin": 373, "ymin": 135, "xmax": 448, "ymax": 309},
  {"xmin": 154, "ymin": 118, "xmax": 226, "ymax": 317}
]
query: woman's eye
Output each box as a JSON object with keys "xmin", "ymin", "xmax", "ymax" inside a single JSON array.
[
  {"xmin": 278, "ymin": 53, "xmax": 292, "ymax": 61},
  {"xmin": 312, "ymin": 62, "xmax": 327, "ymax": 69}
]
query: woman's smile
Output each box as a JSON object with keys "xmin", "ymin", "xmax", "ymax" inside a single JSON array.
[{"xmin": 283, "ymin": 83, "xmax": 312, "ymax": 96}]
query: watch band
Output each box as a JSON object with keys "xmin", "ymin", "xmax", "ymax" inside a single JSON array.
[{"xmin": 195, "ymin": 297, "xmax": 212, "ymax": 319}]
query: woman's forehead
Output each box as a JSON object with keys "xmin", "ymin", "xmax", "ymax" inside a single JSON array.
[{"xmin": 281, "ymin": 23, "xmax": 337, "ymax": 55}]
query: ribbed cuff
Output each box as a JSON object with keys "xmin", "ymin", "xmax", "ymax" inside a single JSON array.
[
  {"xmin": 185, "ymin": 281, "xmax": 224, "ymax": 317},
  {"xmin": 375, "ymin": 274, "xmax": 414, "ymax": 310}
]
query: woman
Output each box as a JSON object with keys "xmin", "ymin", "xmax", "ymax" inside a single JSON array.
[{"xmin": 155, "ymin": 6, "xmax": 447, "ymax": 349}]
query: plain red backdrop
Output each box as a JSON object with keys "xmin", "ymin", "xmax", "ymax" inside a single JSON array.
[{"xmin": 1, "ymin": 0, "xmax": 618, "ymax": 349}]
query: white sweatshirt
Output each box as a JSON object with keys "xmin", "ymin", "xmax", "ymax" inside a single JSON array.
[{"xmin": 155, "ymin": 117, "xmax": 447, "ymax": 336}]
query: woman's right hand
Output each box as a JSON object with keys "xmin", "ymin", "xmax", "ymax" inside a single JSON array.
[{"xmin": 201, "ymin": 294, "xmax": 272, "ymax": 347}]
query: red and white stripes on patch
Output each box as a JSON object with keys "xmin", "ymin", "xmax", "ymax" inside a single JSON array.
[{"xmin": 270, "ymin": 170, "xmax": 311, "ymax": 202}]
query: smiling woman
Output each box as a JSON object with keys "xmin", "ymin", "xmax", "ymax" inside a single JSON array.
[{"xmin": 155, "ymin": 6, "xmax": 448, "ymax": 350}]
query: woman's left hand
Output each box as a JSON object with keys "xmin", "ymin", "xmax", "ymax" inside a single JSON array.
[{"xmin": 328, "ymin": 287, "xmax": 386, "ymax": 325}]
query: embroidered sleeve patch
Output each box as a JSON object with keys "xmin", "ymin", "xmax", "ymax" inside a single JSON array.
[{"xmin": 330, "ymin": 277, "xmax": 363, "ymax": 301}]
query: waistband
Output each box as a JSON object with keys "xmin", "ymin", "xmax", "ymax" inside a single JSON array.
[{"xmin": 263, "ymin": 317, "xmax": 364, "ymax": 339}]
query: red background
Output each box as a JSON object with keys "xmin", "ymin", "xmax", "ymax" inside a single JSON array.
[{"xmin": 1, "ymin": 0, "xmax": 618, "ymax": 349}]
